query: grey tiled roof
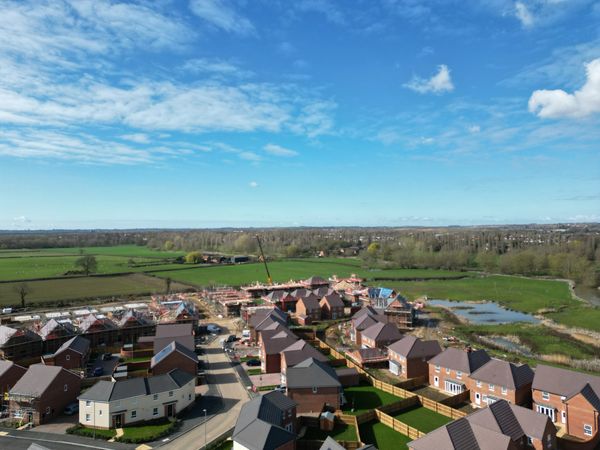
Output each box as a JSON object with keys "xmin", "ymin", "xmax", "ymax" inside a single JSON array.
[
  {"xmin": 151, "ymin": 340, "xmax": 198, "ymax": 367},
  {"xmin": 10, "ymin": 364, "xmax": 78, "ymax": 398},
  {"xmin": 470, "ymin": 359, "xmax": 533, "ymax": 390},
  {"xmin": 428, "ymin": 348, "xmax": 490, "ymax": 374},
  {"xmin": 54, "ymin": 335, "xmax": 90, "ymax": 357},
  {"xmin": 297, "ymin": 293, "xmax": 321, "ymax": 311},
  {"xmin": 0, "ymin": 325, "xmax": 41, "ymax": 347},
  {"xmin": 78, "ymin": 368, "xmax": 194, "ymax": 402},
  {"xmin": 233, "ymin": 391, "xmax": 297, "ymax": 450},
  {"xmin": 320, "ymin": 292, "xmax": 344, "ymax": 308},
  {"xmin": 387, "ymin": 335, "xmax": 441, "ymax": 360},
  {"xmin": 532, "ymin": 364, "xmax": 600, "ymax": 400},
  {"xmin": 0, "ymin": 360, "xmax": 25, "ymax": 377},
  {"xmin": 320, "ymin": 436, "xmax": 345, "ymax": 450},
  {"xmin": 261, "ymin": 329, "xmax": 298, "ymax": 355},
  {"xmin": 281, "ymin": 340, "xmax": 328, "ymax": 367},
  {"xmin": 155, "ymin": 323, "xmax": 193, "ymax": 338},
  {"xmin": 286, "ymin": 357, "xmax": 341, "ymax": 389}
]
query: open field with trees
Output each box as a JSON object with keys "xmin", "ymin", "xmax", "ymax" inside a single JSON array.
[{"xmin": 0, "ymin": 274, "xmax": 190, "ymax": 306}]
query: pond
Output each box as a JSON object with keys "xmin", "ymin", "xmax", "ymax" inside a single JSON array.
[{"xmin": 428, "ymin": 299, "xmax": 540, "ymax": 324}]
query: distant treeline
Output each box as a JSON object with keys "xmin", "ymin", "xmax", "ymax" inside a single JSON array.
[{"xmin": 1, "ymin": 225, "xmax": 598, "ymax": 287}]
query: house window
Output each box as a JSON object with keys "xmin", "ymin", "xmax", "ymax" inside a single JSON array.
[
  {"xmin": 489, "ymin": 384, "xmax": 495, "ymax": 391},
  {"xmin": 131, "ymin": 410, "xmax": 137, "ymax": 419},
  {"xmin": 584, "ymin": 424, "xmax": 592, "ymax": 436},
  {"xmin": 188, "ymin": 394, "xmax": 192, "ymax": 401},
  {"xmin": 66, "ymin": 354, "xmax": 70, "ymax": 361},
  {"xmin": 542, "ymin": 391, "xmax": 550, "ymax": 400},
  {"xmin": 445, "ymin": 368, "xmax": 450, "ymax": 374},
  {"xmin": 153, "ymin": 408, "xmax": 158, "ymax": 416},
  {"xmin": 86, "ymin": 400, "xmax": 91, "ymax": 407},
  {"xmin": 64, "ymin": 384, "xmax": 68, "ymax": 392},
  {"xmin": 98, "ymin": 410, "xmax": 103, "ymax": 416},
  {"xmin": 153, "ymin": 394, "xmax": 158, "ymax": 400},
  {"xmin": 435, "ymin": 365, "xmax": 440, "ymax": 373},
  {"xmin": 169, "ymin": 391, "xmax": 173, "ymax": 397},
  {"xmin": 312, "ymin": 386, "xmax": 318, "ymax": 394},
  {"xmin": 85, "ymin": 413, "xmax": 91, "ymax": 422},
  {"xmin": 476, "ymin": 381, "xmax": 482, "ymax": 388},
  {"xmin": 527, "ymin": 436, "xmax": 533, "ymax": 445},
  {"xmin": 501, "ymin": 387, "xmax": 507, "ymax": 395},
  {"xmin": 456, "ymin": 371, "xmax": 462, "ymax": 379},
  {"xmin": 288, "ymin": 409, "xmax": 292, "ymax": 418},
  {"xmin": 46, "ymin": 406, "xmax": 51, "ymax": 414}
]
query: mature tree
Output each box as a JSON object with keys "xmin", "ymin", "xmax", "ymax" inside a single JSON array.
[
  {"xmin": 75, "ymin": 255, "xmax": 98, "ymax": 276},
  {"xmin": 185, "ymin": 251, "xmax": 203, "ymax": 264},
  {"xmin": 165, "ymin": 277, "xmax": 172, "ymax": 294},
  {"xmin": 14, "ymin": 283, "xmax": 31, "ymax": 308}
]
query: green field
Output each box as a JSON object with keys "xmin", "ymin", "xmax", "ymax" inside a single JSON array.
[
  {"xmin": 342, "ymin": 384, "xmax": 402, "ymax": 415},
  {"xmin": 458, "ymin": 322, "xmax": 600, "ymax": 358},
  {"xmin": 386, "ymin": 275, "xmax": 574, "ymax": 313},
  {"xmin": 0, "ymin": 274, "xmax": 189, "ymax": 305},
  {"xmin": 393, "ymin": 406, "xmax": 452, "ymax": 433},
  {"xmin": 38, "ymin": 245, "xmax": 186, "ymax": 259},
  {"xmin": 152, "ymin": 259, "xmax": 468, "ymax": 288},
  {"xmin": 359, "ymin": 421, "xmax": 411, "ymax": 449}
]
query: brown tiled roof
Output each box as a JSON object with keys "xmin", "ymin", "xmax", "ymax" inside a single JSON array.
[
  {"xmin": 155, "ymin": 323, "xmax": 193, "ymax": 338},
  {"xmin": 360, "ymin": 322, "xmax": 402, "ymax": 342},
  {"xmin": 281, "ymin": 340, "xmax": 328, "ymax": 367},
  {"xmin": 354, "ymin": 313, "xmax": 386, "ymax": 331},
  {"xmin": 532, "ymin": 364, "xmax": 600, "ymax": 400},
  {"xmin": 261, "ymin": 330, "xmax": 298, "ymax": 355},
  {"xmin": 387, "ymin": 335, "xmax": 441, "ymax": 360},
  {"xmin": 470, "ymin": 359, "xmax": 533, "ymax": 390},
  {"xmin": 320, "ymin": 292, "xmax": 344, "ymax": 308},
  {"xmin": 428, "ymin": 348, "xmax": 490, "ymax": 374},
  {"xmin": 10, "ymin": 364, "xmax": 79, "ymax": 398},
  {"xmin": 297, "ymin": 293, "xmax": 321, "ymax": 311}
]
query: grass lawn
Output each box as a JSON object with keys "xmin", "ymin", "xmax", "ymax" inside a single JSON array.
[
  {"xmin": 123, "ymin": 356, "xmax": 151, "ymax": 363},
  {"xmin": 458, "ymin": 323, "xmax": 599, "ymax": 359},
  {"xmin": 119, "ymin": 421, "xmax": 175, "ymax": 442},
  {"xmin": 302, "ymin": 423, "xmax": 358, "ymax": 441},
  {"xmin": 393, "ymin": 406, "xmax": 452, "ymax": 433},
  {"xmin": 359, "ymin": 421, "xmax": 411, "ymax": 449},
  {"xmin": 342, "ymin": 384, "xmax": 402, "ymax": 415},
  {"xmin": 154, "ymin": 259, "xmax": 466, "ymax": 288},
  {"xmin": 210, "ymin": 440, "xmax": 233, "ymax": 450},
  {"xmin": 545, "ymin": 306, "xmax": 600, "ymax": 333},
  {"xmin": 0, "ymin": 273, "xmax": 190, "ymax": 306},
  {"xmin": 247, "ymin": 368, "xmax": 262, "ymax": 375}
]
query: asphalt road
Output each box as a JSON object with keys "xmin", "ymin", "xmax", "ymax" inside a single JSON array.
[
  {"xmin": 159, "ymin": 321, "xmax": 250, "ymax": 449},
  {"xmin": 0, "ymin": 430, "xmax": 131, "ymax": 450}
]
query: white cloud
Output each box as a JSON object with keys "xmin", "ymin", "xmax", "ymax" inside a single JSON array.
[
  {"xmin": 295, "ymin": 0, "xmax": 345, "ymax": 25},
  {"xmin": 239, "ymin": 151, "xmax": 261, "ymax": 161},
  {"xmin": 515, "ymin": 1, "xmax": 534, "ymax": 27},
  {"xmin": 249, "ymin": 181, "xmax": 259, "ymax": 188},
  {"xmin": 404, "ymin": 65, "xmax": 454, "ymax": 94},
  {"xmin": 181, "ymin": 58, "xmax": 252, "ymax": 77},
  {"xmin": 189, "ymin": 0, "xmax": 255, "ymax": 36},
  {"xmin": 468, "ymin": 125, "xmax": 481, "ymax": 133},
  {"xmin": 264, "ymin": 143, "xmax": 298, "ymax": 157},
  {"xmin": 529, "ymin": 58, "xmax": 600, "ymax": 118},
  {"xmin": 121, "ymin": 133, "xmax": 151, "ymax": 144}
]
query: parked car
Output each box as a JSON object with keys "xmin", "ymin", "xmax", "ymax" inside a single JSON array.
[
  {"xmin": 101, "ymin": 353, "xmax": 112, "ymax": 361},
  {"xmin": 226, "ymin": 334, "xmax": 237, "ymax": 343},
  {"xmin": 92, "ymin": 366, "xmax": 104, "ymax": 377},
  {"xmin": 64, "ymin": 402, "xmax": 79, "ymax": 415},
  {"xmin": 246, "ymin": 359, "xmax": 260, "ymax": 367},
  {"xmin": 207, "ymin": 324, "xmax": 221, "ymax": 334}
]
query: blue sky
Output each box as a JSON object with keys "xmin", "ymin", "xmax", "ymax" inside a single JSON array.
[{"xmin": 0, "ymin": 0, "xmax": 599, "ymax": 229}]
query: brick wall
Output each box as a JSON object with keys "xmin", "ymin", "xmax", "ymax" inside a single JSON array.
[
  {"xmin": 287, "ymin": 386, "xmax": 341, "ymax": 414},
  {"xmin": 152, "ymin": 352, "xmax": 197, "ymax": 378},
  {"xmin": 428, "ymin": 364, "xmax": 469, "ymax": 394}
]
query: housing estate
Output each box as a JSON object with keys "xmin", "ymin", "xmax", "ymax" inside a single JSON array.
[
  {"xmin": 319, "ymin": 291, "xmax": 345, "ymax": 320},
  {"xmin": 259, "ymin": 329, "xmax": 298, "ymax": 374},
  {"xmin": 387, "ymin": 335, "xmax": 441, "ymax": 379},
  {"xmin": 295, "ymin": 293, "xmax": 321, "ymax": 324},
  {"xmin": 428, "ymin": 347, "xmax": 491, "ymax": 395},
  {"xmin": 77, "ymin": 368, "xmax": 195, "ymax": 429},
  {"xmin": 9, "ymin": 364, "xmax": 81, "ymax": 425},
  {"xmin": 532, "ymin": 364, "xmax": 600, "ymax": 443},
  {"xmin": 469, "ymin": 359, "xmax": 534, "ymax": 408},
  {"xmin": 232, "ymin": 391, "xmax": 297, "ymax": 450},
  {"xmin": 408, "ymin": 399, "xmax": 557, "ymax": 450}
]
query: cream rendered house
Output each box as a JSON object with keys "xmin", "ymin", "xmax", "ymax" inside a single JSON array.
[{"xmin": 77, "ymin": 369, "xmax": 195, "ymax": 429}]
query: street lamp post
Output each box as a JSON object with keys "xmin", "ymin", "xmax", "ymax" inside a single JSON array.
[{"xmin": 203, "ymin": 408, "xmax": 207, "ymax": 450}]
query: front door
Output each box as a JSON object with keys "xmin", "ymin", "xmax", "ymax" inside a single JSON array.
[
  {"xmin": 561, "ymin": 410, "xmax": 567, "ymax": 424},
  {"xmin": 112, "ymin": 414, "xmax": 123, "ymax": 428},
  {"xmin": 165, "ymin": 404, "xmax": 176, "ymax": 417},
  {"xmin": 434, "ymin": 376, "xmax": 439, "ymax": 387},
  {"xmin": 475, "ymin": 393, "xmax": 481, "ymax": 405}
]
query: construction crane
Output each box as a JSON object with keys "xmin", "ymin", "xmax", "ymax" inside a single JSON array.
[{"xmin": 255, "ymin": 235, "xmax": 273, "ymax": 285}]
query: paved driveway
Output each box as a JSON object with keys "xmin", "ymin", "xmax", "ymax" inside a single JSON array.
[{"xmin": 30, "ymin": 414, "xmax": 78, "ymax": 434}]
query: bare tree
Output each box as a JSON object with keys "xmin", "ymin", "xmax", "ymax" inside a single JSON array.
[{"xmin": 14, "ymin": 283, "xmax": 31, "ymax": 309}]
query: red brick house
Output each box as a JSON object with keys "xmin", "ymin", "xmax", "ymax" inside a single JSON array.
[
  {"xmin": 360, "ymin": 322, "xmax": 402, "ymax": 349},
  {"xmin": 409, "ymin": 400, "xmax": 557, "ymax": 450},
  {"xmin": 248, "ymin": 307, "xmax": 287, "ymax": 342},
  {"xmin": 387, "ymin": 335, "xmax": 441, "ymax": 379},
  {"xmin": 233, "ymin": 391, "xmax": 297, "ymax": 450},
  {"xmin": 151, "ymin": 341, "xmax": 198, "ymax": 378},
  {"xmin": 79, "ymin": 314, "xmax": 119, "ymax": 348},
  {"xmin": 280, "ymin": 339, "xmax": 328, "ymax": 384},
  {"xmin": 532, "ymin": 364, "xmax": 600, "ymax": 443},
  {"xmin": 469, "ymin": 359, "xmax": 534, "ymax": 408},
  {"xmin": 38, "ymin": 319, "xmax": 76, "ymax": 354},
  {"xmin": 295, "ymin": 294, "xmax": 321, "ymax": 324},
  {"xmin": 350, "ymin": 307, "xmax": 387, "ymax": 347},
  {"xmin": 428, "ymin": 347, "xmax": 490, "ymax": 395},
  {"xmin": 0, "ymin": 360, "xmax": 26, "ymax": 400},
  {"xmin": 285, "ymin": 357, "xmax": 342, "ymax": 414},
  {"xmin": 319, "ymin": 292, "xmax": 345, "ymax": 320},
  {"xmin": 43, "ymin": 335, "xmax": 91, "ymax": 370},
  {"xmin": 9, "ymin": 364, "xmax": 81, "ymax": 425},
  {"xmin": 259, "ymin": 329, "xmax": 298, "ymax": 373}
]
